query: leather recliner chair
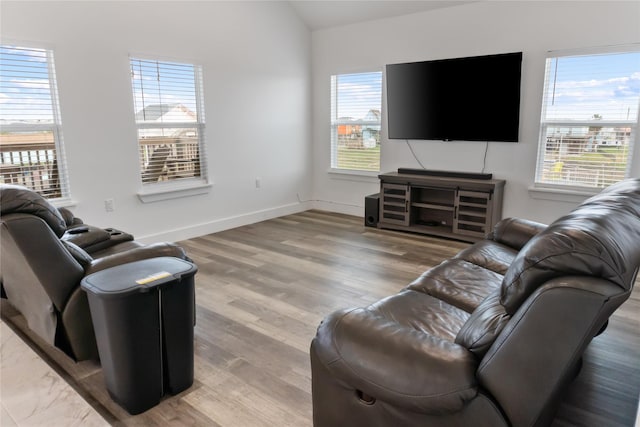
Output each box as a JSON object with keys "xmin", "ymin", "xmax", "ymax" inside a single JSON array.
[
  {"xmin": 311, "ymin": 178, "xmax": 640, "ymax": 427},
  {"xmin": 0, "ymin": 184, "xmax": 190, "ymax": 361}
]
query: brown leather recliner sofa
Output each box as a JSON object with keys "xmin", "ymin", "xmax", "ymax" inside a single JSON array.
[
  {"xmin": 311, "ymin": 178, "xmax": 640, "ymax": 427},
  {"xmin": 0, "ymin": 184, "xmax": 189, "ymax": 361}
]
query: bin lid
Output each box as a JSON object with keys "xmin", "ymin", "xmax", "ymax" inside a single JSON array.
[{"xmin": 81, "ymin": 257, "xmax": 197, "ymax": 297}]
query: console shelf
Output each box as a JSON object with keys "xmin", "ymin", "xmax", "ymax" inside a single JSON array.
[
  {"xmin": 378, "ymin": 171, "xmax": 505, "ymax": 243},
  {"xmin": 412, "ymin": 202, "xmax": 454, "ymax": 211}
]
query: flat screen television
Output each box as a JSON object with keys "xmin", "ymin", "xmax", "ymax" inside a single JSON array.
[{"xmin": 386, "ymin": 52, "xmax": 522, "ymax": 142}]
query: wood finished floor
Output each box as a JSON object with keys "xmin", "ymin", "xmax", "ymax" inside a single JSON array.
[{"xmin": 2, "ymin": 210, "xmax": 639, "ymax": 426}]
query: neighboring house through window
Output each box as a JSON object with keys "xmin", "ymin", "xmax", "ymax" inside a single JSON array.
[
  {"xmin": 535, "ymin": 48, "xmax": 640, "ymax": 190},
  {"xmin": 0, "ymin": 45, "xmax": 69, "ymax": 199},
  {"xmin": 130, "ymin": 57, "xmax": 207, "ymax": 186},
  {"xmin": 331, "ymin": 71, "xmax": 382, "ymax": 172}
]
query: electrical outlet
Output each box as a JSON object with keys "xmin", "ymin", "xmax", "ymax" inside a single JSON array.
[
  {"xmin": 255, "ymin": 177, "xmax": 262, "ymax": 189},
  {"xmin": 104, "ymin": 199, "xmax": 115, "ymax": 212}
]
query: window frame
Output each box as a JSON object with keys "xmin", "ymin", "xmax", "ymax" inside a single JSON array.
[
  {"xmin": 533, "ymin": 46, "xmax": 640, "ymax": 193},
  {"xmin": 129, "ymin": 55, "xmax": 209, "ymax": 200},
  {"xmin": 0, "ymin": 44, "xmax": 71, "ymax": 202},
  {"xmin": 330, "ymin": 70, "xmax": 383, "ymax": 174}
]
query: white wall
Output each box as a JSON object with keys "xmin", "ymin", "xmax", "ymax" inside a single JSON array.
[
  {"xmin": 2, "ymin": 1, "xmax": 639, "ymax": 239},
  {"xmin": 311, "ymin": 1, "xmax": 640, "ymax": 224},
  {"xmin": 1, "ymin": 1, "xmax": 312, "ymax": 242}
]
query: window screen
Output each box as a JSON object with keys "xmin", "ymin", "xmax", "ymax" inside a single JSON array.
[
  {"xmin": 535, "ymin": 49, "xmax": 639, "ymax": 189},
  {"xmin": 130, "ymin": 57, "xmax": 207, "ymax": 185},
  {"xmin": 330, "ymin": 71, "xmax": 382, "ymax": 172},
  {"xmin": 0, "ymin": 45, "xmax": 69, "ymax": 199}
]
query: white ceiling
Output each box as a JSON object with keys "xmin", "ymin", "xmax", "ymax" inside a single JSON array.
[{"xmin": 288, "ymin": 0, "xmax": 474, "ymax": 31}]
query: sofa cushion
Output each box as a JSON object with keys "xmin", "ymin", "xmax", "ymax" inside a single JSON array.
[
  {"xmin": 407, "ymin": 259, "xmax": 504, "ymax": 313},
  {"xmin": 368, "ymin": 290, "xmax": 470, "ymax": 342},
  {"xmin": 501, "ymin": 178, "xmax": 640, "ymax": 315}
]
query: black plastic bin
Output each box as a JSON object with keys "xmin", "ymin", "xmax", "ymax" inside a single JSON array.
[{"xmin": 81, "ymin": 257, "xmax": 197, "ymax": 414}]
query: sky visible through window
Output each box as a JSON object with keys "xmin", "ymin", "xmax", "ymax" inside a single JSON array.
[
  {"xmin": 0, "ymin": 45, "xmax": 55, "ymax": 123},
  {"xmin": 336, "ymin": 72, "xmax": 382, "ymax": 120},
  {"xmin": 130, "ymin": 58, "xmax": 199, "ymax": 122},
  {"xmin": 2, "ymin": 47, "xmax": 638, "ymax": 124},
  {"xmin": 0, "ymin": 48, "xmax": 202, "ymax": 124},
  {"xmin": 543, "ymin": 51, "xmax": 640, "ymax": 122}
]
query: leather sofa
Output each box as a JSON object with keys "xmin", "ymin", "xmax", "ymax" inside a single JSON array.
[
  {"xmin": 0, "ymin": 184, "xmax": 189, "ymax": 361},
  {"xmin": 311, "ymin": 178, "xmax": 640, "ymax": 427}
]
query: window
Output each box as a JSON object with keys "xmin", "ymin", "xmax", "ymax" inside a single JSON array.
[
  {"xmin": 535, "ymin": 48, "xmax": 640, "ymax": 190},
  {"xmin": 130, "ymin": 57, "xmax": 207, "ymax": 186},
  {"xmin": 331, "ymin": 71, "xmax": 382, "ymax": 172},
  {"xmin": 0, "ymin": 45, "xmax": 69, "ymax": 199}
]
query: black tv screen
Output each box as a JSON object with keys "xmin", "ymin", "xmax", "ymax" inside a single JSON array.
[{"xmin": 386, "ymin": 52, "xmax": 522, "ymax": 142}]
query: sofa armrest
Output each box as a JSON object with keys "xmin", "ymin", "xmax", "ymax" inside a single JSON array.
[
  {"xmin": 62, "ymin": 225, "xmax": 135, "ymax": 254},
  {"xmin": 487, "ymin": 217, "xmax": 547, "ymax": 250},
  {"xmin": 86, "ymin": 242, "xmax": 186, "ymax": 275},
  {"xmin": 62, "ymin": 225, "xmax": 111, "ymax": 248},
  {"xmin": 312, "ymin": 308, "xmax": 478, "ymax": 414},
  {"xmin": 478, "ymin": 276, "xmax": 626, "ymax": 427}
]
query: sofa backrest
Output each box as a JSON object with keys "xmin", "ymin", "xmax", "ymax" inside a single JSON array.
[
  {"xmin": 500, "ymin": 178, "xmax": 640, "ymax": 315},
  {"xmin": 456, "ymin": 178, "xmax": 640, "ymax": 358},
  {"xmin": 0, "ymin": 184, "xmax": 67, "ymax": 238}
]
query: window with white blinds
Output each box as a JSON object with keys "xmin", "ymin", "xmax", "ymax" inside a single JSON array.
[
  {"xmin": 535, "ymin": 48, "xmax": 640, "ymax": 189},
  {"xmin": 0, "ymin": 45, "xmax": 69, "ymax": 199},
  {"xmin": 130, "ymin": 57, "xmax": 207, "ymax": 185},
  {"xmin": 331, "ymin": 71, "xmax": 382, "ymax": 172}
]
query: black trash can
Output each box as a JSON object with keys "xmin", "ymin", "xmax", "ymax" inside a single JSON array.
[{"xmin": 81, "ymin": 257, "xmax": 197, "ymax": 414}]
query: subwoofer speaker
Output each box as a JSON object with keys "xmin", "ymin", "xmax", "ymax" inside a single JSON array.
[{"xmin": 364, "ymin": 193, "xmax": 380, "ymax": 227}]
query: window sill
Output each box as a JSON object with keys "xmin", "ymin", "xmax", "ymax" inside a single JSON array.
[
  {"xmin": 51, "ymin": 197, "xmax": 78, "ymax": 209},
  {"xmin": 137, "ymin": 181, "xmax": 212, "ymax": 203},
  {"xmin": 327, "ymin": 168, "xmax": 379, "ymax": 182},
  {"xmin": 528, "ymin": 185, "xmax": 597, "ymax": 203}
]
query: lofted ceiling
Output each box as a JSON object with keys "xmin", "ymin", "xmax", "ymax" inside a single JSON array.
[{"xmin": 288, "ymin": 0, "xmax": 475, "ymax": 31}]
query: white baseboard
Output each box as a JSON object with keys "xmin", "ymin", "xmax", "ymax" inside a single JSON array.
[
  {"xmin": 309, "ymin": 200, "xmax": 364, "ymax": 217},
  {"xmin": 137, "ymin": 201, "xmax": 312, "ymax": 244}
]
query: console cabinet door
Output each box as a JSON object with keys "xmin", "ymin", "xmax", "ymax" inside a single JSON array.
[
  {"xmin": 453, "ymin": 190, "xmax": 492, "ymax": 238},
  {"xmin": 379, "ymin": 183, "xmax": 410, "ymax": 226}
]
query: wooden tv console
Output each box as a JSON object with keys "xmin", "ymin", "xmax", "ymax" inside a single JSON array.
[{"xmin": 378, "ymin": 171, "xmax": 505, "ymax": 243}]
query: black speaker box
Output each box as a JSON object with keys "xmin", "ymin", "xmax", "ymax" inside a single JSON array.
[{"xmin": 364, "ymin": 193, "xmax": 380, "ymax": 227}]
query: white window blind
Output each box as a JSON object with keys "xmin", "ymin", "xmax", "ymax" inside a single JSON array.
[
  {"xmin": 331, "ymin": 71, "xmax": 382, "ymax": 172},
  {"xmin": 130, "ymin": 57, "xmax": 207, "ymax": 185},
  {"xmin": 535, "ymin": 49, "xmax": 640, "ymax": 189},
  {"xmin": 0, "ymin": 45, "xmax": 69, "ymax": 199}
]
